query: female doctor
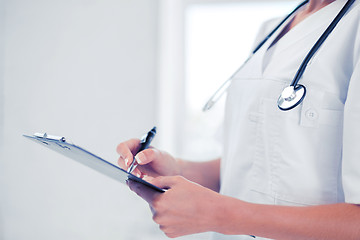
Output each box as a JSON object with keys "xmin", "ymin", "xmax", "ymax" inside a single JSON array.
[{"xmin": 117, "ymin": 0, "xmax": 360, "ymax": 239}]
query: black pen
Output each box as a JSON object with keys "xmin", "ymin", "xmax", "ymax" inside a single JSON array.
[{"xmin": 128, "ymin": 126, "xmax": 157, "ymax": 174}]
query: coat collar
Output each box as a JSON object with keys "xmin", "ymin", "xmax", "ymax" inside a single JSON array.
[{"xmin": 267, "ymin": 0, "xmax": 347, "ymax": 55}]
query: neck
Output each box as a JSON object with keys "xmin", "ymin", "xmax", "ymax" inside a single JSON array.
[{"xmin": 305, "ymin": 0, "xmax": 336, "ymax": 12}]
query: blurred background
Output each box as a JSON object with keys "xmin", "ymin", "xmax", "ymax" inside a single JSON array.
[{"xmin": 0, "ymin": 0, "xmax": 296, "ymax": 239}]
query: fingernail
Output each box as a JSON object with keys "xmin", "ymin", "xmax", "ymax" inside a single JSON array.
[
  {"xmin": 135, "ymin": 155, "xmax": 142, "ymax": 164},
  {"xmin": 124, "ymin": 158, "xmax": 129, "ymax": 166}
]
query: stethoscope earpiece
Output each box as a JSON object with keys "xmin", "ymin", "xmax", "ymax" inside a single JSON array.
[{"xmin": 277, "ymin": 85, "xmax": 306, "ymax": 111}]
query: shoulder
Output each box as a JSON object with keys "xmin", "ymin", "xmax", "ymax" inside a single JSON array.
[
  {"xmin": 350, "ymin": 0, "xmax": 360, "ymax": 12},
  {"xmin": 344, "ymin": 0, "xmax": 360, "ymax": 25},
  {"xmin": 344, "ymin": 0, "xmax": 360, "ymax": 66}
]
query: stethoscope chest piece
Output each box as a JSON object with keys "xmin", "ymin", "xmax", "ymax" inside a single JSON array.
[
  {"xmin": 277, "ymin": 85, "xmax": 306, "ymax": 111},
  {"xmin": 202, "ymin": 0, "xmax": 354, "ymax": 112}
]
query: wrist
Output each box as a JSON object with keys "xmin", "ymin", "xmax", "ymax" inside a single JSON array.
[{"xmin": 213, "ymin": 195, "xmax": 253, "ymax": 235}]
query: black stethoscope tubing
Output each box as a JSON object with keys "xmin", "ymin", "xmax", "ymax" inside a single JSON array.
[
  {"xmin": 257, "ymin": 0, "xmax": 355, "ymax": 111},
  {"xmin": 291, "ymin": 0, "xmax": 355, "ymax": 88},
  {"xmin": 203, "ymin": 0, "xmax": 355, "ymax": 112},
  {"xmin": 253, "ymin": 0, "xmax": 355, "ymax": 88},
  {"xmin": 277, "ymin": 0, "xmax": 355, "ymax": 110}
]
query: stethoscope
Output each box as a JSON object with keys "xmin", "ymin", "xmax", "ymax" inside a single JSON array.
[{"xmin": 203, "ymin": 0, "xmax": 355, "ymax": 112}]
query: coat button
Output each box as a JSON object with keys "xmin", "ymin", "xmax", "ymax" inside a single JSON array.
[{"xmin": 305, "ymin": 109, "xmax": 318, "ymax": 120}]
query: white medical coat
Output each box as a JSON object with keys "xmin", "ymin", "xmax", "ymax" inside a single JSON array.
[{"xmin": 212, "ymin": 0, "xmax": 360, "ymax": 239}]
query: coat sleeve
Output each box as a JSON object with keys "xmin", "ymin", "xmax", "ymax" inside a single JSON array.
[{"xmin": 342, "ymin": 49, "xmax": 360, "ymax": 204}]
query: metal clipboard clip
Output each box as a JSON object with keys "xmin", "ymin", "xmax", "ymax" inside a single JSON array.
[
  {"xmin": 23, "ymin": 132, "xmax": 165, "ymax": 192},
  {"xmin": 33, "ymin": 133, "xmax": 66, "ymax": 142},
  {"xmin": 32, "ymin": 133, "xmax": 71, "ymax": 150}
]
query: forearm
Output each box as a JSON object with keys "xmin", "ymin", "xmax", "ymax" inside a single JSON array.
[
  {"xmin": 177, "ymin": 158, "xmax": 220, "ymax": 192},
  {"xmin": 218, "ymin": 196, "xmax": 360, "ymax": 239}
]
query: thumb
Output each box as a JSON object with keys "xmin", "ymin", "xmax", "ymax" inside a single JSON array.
[{"xmin": 148, "ymin": 176, "xmax": 180, "ymax": 190}]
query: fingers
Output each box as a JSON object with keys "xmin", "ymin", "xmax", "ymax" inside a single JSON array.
[
  {"xmin": 116, "ymin": 139, "xmax": 158, "ymax": 167},
  {"xmin": 129, "ymin": 167, "xmax": 143, "ymax": 178},
  {"xmin": 116, "ymin": 138, "xmax": 140, "ymax": 168},
  {"xmin": 143, "ymin": 175, "xmax": 155, "ymax": 182},
  {"xmin": 135, "ymin": 148, "xmax": 161, "ymax": 166},
  {"xmin": 116, "ymin": 138, "xmax": 141, "ymax": 158},
  {"xmin": 128, "ymin": 179, "xmax": 161, "ymax": 203},
  {"xmin": 117, "ymin": 139, "xmax": 168, "ymax": 179},
  {"xmin": 128, "ymin": 176, "xmax": 180, "ymax": 203}
]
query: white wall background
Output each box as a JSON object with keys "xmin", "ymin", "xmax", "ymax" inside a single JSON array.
[
  {"xmin": 0, "ymin": 0, "xmax": 5, "ymax": 237},
  {"xmin": 0, "ymin": 0, "xmax": 297, "ymax": 239},
  {"xmin": 0, "ymin": 0, "xmax": 172, "ymax": 239}
]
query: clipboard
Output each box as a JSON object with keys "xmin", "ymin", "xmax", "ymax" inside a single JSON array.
[{"xmin": 23, "ymin": 133, "xmax": 164, "ymax": 193}]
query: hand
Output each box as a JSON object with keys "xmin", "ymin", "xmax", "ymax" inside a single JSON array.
[
  {"xmin": 116, "ymin": 138, "xmax": 181, "ymax": 178},
  {"xmin": 128, "ymin": 175, "xmax": 222, "ymax": 238}
]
